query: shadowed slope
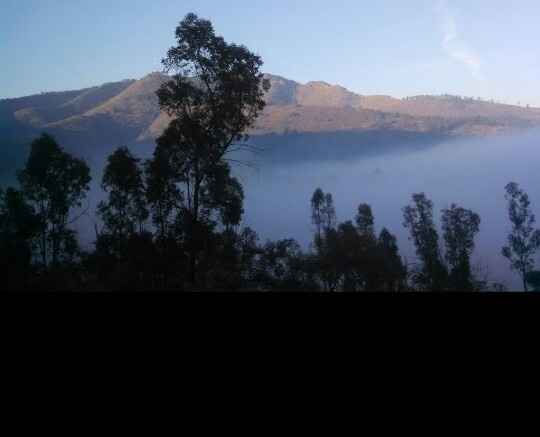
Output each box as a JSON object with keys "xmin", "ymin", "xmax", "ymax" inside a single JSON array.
[{"xmin": 2, "ymin": 72, "xmax": 540, "ymax": 169}]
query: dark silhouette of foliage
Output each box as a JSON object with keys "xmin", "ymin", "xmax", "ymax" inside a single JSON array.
[
  {"xmin": 17, "ymin": 133, "xmax": 90, "ymax": 269},
  {"xmin": 145, "ymin": 147, "xmax": 182, "ymax": 240},
  {"xmin": 502, "ymin": 182, "xmax": 540, "ymax": 291},
  {"xmin": 143, "ymin": 148, "xmax": 185, "ymax": 291},
  {"xmin": 317, "ymin": 227, "xmax": 344, "ymax": 292},
  {"xmin": 311, "ymin": 188, "xmax": 325, "ymax": 245},
  {"xmin": 310, "ymin": 189, "xmax": 341, "ymax": 291},
  {"xmin": 441, "ymin": 204, "xmax": 481, "ymax": 291},
  {"xmin": 403, "ymin": 193, "xmax": 448, "ymax": 291},
  {"xmin": 526, "ymin": 271, "xmax": 540, "ymax": 292},
  {"xmin": 377, "ymin": 228, "xmax": 408, "ymax": 291},
  {"xmin": 308, "ymin": 189, "xmax": 406, "ymax": 292},
  {"xmin": 1, "ymin": 134, "xmax": 529, "ymax": 292},
  {"xmin": 205, "ymin": 161, "xmax": 245, "ymax": 231},
  {"xmin": 356, "ymin": 204, "xmax": 375, "ymax": 238},
  {"xmin": 321, "ymin": 193, "xmax": 337, "ymax": 232},
  {"xmin": 0, "ymin": 187, "xmax": 40, "ymax": 290},
  {"xmin": 336, "ymin": 221, "xmax": 366, "ymax": 292},
  {"xmin": 98, "ymin": 146, "xmax": 148, "ymax": 239},
  {"xmin": 155, "ymin": 13, "xmax": 270, "ymax": 285},
  {"xmin": 255, "ymin": 239, "xmax": 319, "ymax": 291},
  {"xmin": 91, "ymin": 147, "xmax": 156, "ymax": 291}
]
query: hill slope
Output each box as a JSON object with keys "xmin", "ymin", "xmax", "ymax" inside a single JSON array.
[{"xmin": 2, "ymin": 72, "xmax": 540, "ymax": 174}]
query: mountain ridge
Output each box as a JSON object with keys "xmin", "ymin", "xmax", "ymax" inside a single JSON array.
[
  {"xmin": 2, "ymin": 72, "xmax": 540, "ymax": 153},
  {"xmin": 4, "ymin": 72, "xmax": 540, "ymax": 140}
]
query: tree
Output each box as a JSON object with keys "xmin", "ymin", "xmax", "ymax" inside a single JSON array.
[
  {"xmin": 377, "ymin": 228, "xmax": 407, "ymax": 292},
  {"xmin": 237, "ymin": 227, "xmax": 262, "ymax": 288},
  {"xmin": 155, "ymin": 13, "xmax": 270, "ymax": 284},
  {"xmin": 145, "ymin": 147, "xmax": 182, "ymax": 240},
  {"xmin": 309, "ymin": 189, "xmax": 340, "ymax": 291},
  {"xmin": 502, "ymin": 182, "xmax": 540, "ymax": 291},
  {"xmin": 205, "ymin": 161, "xmax": 245, "ymax": 232},
  {"xmin": 334, "ymin": 221, "xmax": 360, "ymax": 291},
  {"xmin": 526, "ymin": 271, "xmax": 540, "ymax": 292},
  {"xmin": 0, "ymin": 187, "xmax": 41, "ymax": 290},
  {"xmin": 144, "ymin": 148, "xmax": 185, "ymax": 290},
  {"xmin": 93, "ymin": 147, "xmax": 155, "ymax": 291},
  {"xmin": 353, "ymin": 204, "xmax": 382, "ymax": 290},
  {"xmin": 403, "ymin": 193, "xmax": 447, "ymax": 291},
  {"xmin": 256, "ymin": 239, "xmax": 315, "ymax": 291},
  {"xmin": 356, "ymin": 204, "xmax": 375, "ymax": 238},
  {"xmin": 441, "ymin": 204, "xmax": 481, "ymax": 291},
  {"xmin": 321, "ymin": 193, "xmax": 337, "ymax": 231},
  {"xmin": 17, "ymin": 134, "xmax": 90, "ymax": 268},
  {"xmin": 311, "ymin": 188, "xmax": 325, "ymax": 244},
  {"xmin": 335, "ymin": 219, "xmax": 374, "ymax": 292},
  {"xmin": 340, "ymin": 206, "xmax": 405, "ymax": 292},
  {"xmin": 98, "ymin": 147, "xmax": 148, "ymax": 240}
]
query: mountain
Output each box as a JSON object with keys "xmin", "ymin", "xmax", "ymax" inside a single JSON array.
[
  {"xmin": 47, "ymin": 73, "xmax": 166, "ymax": 132},
  {"xmin": 2, "ymin": 72, "xmax": 540, "ymax": 180},
  {"xmin": 255, "ymin": 74, "xmax": 540, "ymax": 135}
]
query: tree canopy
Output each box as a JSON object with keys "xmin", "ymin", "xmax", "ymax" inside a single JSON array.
[
  {"xmin": 17, "ymin": 133, "xmax": 90, "ymax": 268},
  {"xmin": 152, "ymin": 13, "xmax": 270, "ymax": 283},
  {"xmin": 502, "ymin": 182, "xmax": 540, "ymax": 291}
]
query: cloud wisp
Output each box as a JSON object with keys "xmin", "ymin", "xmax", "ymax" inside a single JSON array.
[{"xmin": 438, "ymin": 0, "xmax": 484, "ymax": 80}]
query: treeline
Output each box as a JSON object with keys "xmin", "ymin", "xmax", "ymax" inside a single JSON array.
[
  {"xmin": 2, "ymin": 12, "xmax": 540, "ymax": 292},
  {"xmin": 1, "ymin": 133, "xmax": 540, "ymax": 292}
]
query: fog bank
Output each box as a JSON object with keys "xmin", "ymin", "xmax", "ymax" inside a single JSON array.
[{"xmin": 236, "ymin": 129, "xmax": 540, "ymax": 290}]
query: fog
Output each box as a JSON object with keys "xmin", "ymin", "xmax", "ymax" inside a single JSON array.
[
  {"xmin": 234, "ymin": 129, "xmax": 540, "ymax": 290},
  {"xmin": 67, "ymin": 129, "xmax": 540, "ymax": 290}
]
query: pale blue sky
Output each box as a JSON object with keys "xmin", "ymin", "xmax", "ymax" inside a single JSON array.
[{"xmin": 1, "ymin": 0, "xmax": 539, "ymax": 106}]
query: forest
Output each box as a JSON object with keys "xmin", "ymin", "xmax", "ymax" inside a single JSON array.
[{"xmin": 1, "ymin": 13, "xmax": 540, "ymax": 292}]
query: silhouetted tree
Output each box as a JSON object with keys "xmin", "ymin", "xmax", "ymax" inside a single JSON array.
[
  {"xmin": 98, "ymin": 147, "xmax": 148, "ymax": 239},
  {"xmin": 344, "ymin": 207, "xmax": 405, "ymax": 292},
  {"xmin": 311, "ymin": 188, "xmax": 325, "ymax": 245},
  {"xmin": 526, "ymin": 271, "xmax": 540, "ymax": 292},
  {"xmin": 403, "ymin": 193, "xmax": 448, "ymax": 291},
  {"xmin": 502, "ymin": 182, "xmax": 540, "ymax": 291},
  {"xmin": 143, "ymin": 148, "xmax": 185, "ymax": 290},
  {"xmin": 256, "ymin": 239, "xmax": 317, "ymax": 291},
  {"xmin": 205, "ymin": 162, "xmax": 245, "ymax": 232},
  {"xmin": 309, "ymin": 189, "xmax": 341, "ymax": 291},
  {"xmin": 156, "ymin": 13, "xmax": 270, "ymax": 285},
  {"xmin": 91, "ymin": 147, "xmax": 158, "ymax": 291},
  {"xmin": 441, "ymin": 204, "xmax": 481, "ymax": 291},
  {"xmin": 377, "ymin": 228, "xmax": 407, "ymax": 291},
  {"xmin": 335, "ymin": 221, "xmax": 364, "ymax": 291},
  {"xmin": 0, "ymin": 187, "xmax": 40, "ymax": 290},
  {"xmin": 309, "ymin": 192, "xmax": 408, "ymax": 292},
  {"xmin": 356, "ymin": 203, "xmax": 375, "ymax": 238},
  {"xmin": 145, "ymin": 147, "xmax": 182, "ymax": 240},
  {"xmin": 236, "ymin": 227, "xmax": 262, "ymax": 289},
  {"xmin": 17, "ymin": 134, "xmax": 90, "ymax": 269},
  {"xmin": 322, "ymin": 193, "xmax": 337, "ymax": 231}
]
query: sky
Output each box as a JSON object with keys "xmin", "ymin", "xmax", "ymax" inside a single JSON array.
[{"xmin": 1, "ymin": 0, "xmax": 539, "ymax": 106}]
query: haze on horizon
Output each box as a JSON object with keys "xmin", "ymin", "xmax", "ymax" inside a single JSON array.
[{"xmin": 1, "ymin": 0, "xmax": 540, "ymax": 107}]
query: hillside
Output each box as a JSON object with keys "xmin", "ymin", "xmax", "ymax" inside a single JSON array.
[
  {"xmin": 259, "ymin": 74, "xmax": 540, "ymax": 134},
  {"xmin": 2, "ymin": 72, "xmax": 540, "ymax": 176},
  {"xmin": 3, "ymin": 72, "xmax": 540, "ymax": 138}
]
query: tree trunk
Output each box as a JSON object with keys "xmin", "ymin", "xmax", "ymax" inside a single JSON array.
[
  {"xmin": 52, "ymin": 224, "xmax": 59, "ymax": 267},
  {"xmin": 189, "ymin": 175, "xmax": 201, "ymax": 286},
  {"xmin": 41, "ymin": 231, "xmax": 47, "ymax": 268},
  {"xmin": 523, "ymin": 272, "xmax": 529, "ymax": 292}
]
